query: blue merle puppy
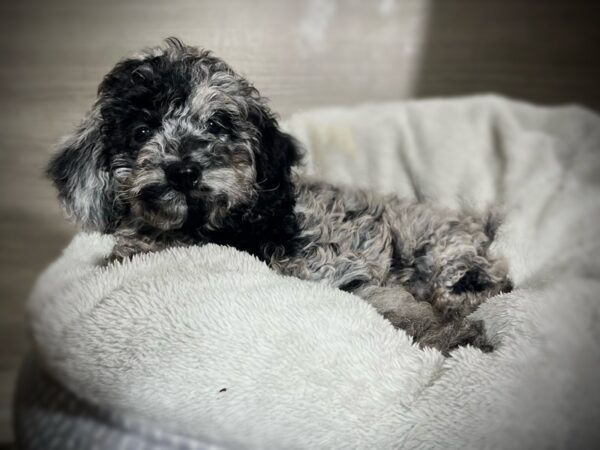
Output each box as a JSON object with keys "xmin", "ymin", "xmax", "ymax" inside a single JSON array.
[{"xmin": 48, "ymin": 38, "xmax": 512, "ymax": 355}]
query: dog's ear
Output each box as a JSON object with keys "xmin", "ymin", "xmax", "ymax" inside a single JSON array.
[
  {"xmin": 251, "ymin": 106, "xmax": 302, "ymax": 190},
  {"xmin": 47, "ymin": 110, "xmax": 117, "ymax": 232},
  {"xmin": 227, "ymin": 103, "xmax": 302, "ymax": 248}
]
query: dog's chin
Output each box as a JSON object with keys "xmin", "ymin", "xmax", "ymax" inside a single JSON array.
[{"xmin": 131, "ymin": 189, "xmax": 189, "ymax": 231}]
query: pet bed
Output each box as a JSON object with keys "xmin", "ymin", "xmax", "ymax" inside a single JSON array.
[{"xmin": 15, "ymin": 96, "xmax": 600, "ymax": 449}]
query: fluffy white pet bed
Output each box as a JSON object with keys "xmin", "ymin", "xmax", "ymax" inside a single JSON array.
[{"xmin": 26, "ymin": 96, "xmax": 600, "ymax": 449}]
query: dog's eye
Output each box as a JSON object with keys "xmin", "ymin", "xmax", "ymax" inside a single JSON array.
[
  {"xmin": 206, "ymin": 119, "xmax": 223, "ymax": 135},
  {"xmin": 132, "ymin": 125, "xmax": 152, "ymax": 145}
]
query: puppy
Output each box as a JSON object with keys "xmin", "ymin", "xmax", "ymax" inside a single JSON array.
[{"xmin": 48, "ymin": 38, "xmax": 511, "ymax": 354}]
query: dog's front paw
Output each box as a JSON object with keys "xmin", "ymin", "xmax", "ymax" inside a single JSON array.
[
  {"xmin": 104, "ymin": 238, "xmax": 150, "ymax": 265},
  {"xmin": 108, "ymin": 245, "xmax": 135, "ymax": 263},
  {"xmin": 103, "ymin": 249, "xmax": 127, "ymax": 266},
  {"xmin": 99, "ymin": 246, "xmax": 133, "ymax": 266}
]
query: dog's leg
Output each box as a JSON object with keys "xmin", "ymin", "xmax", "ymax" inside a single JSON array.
[
  {"xmin": 432, "ymin": 256, "xmax": 513, "ymax": 320},
  {"xmin": 107, "ymin": 227, "xmax": 185, "ymax": 263},
  {"xmin": 426, "ymin": 214, "xmax": 513, "ymax": 319},
  {"xmin": 354, "ymin": 285, "xmax": 493, "ymax": 355},
  {"xmin": 108, "ymin": 234, "xmax": 157, "ymax": 262},
  {"xmin": 385, "ymin": 200, "xmax": 512, "ymax": 320}
]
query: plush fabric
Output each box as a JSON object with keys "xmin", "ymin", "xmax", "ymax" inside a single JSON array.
[{"xmin": 27, "ymin": 96, "xmax": 600, "ymax": 449}]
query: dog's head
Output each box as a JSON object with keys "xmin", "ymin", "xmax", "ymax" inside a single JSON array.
[{"xmin": 48, "ymin": 38, "xmax": 301, "ymax": 235}]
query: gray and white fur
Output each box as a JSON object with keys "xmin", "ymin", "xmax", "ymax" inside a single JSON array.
[{"xmin": 48, "ymin": 39, "xmax": 512, "ymax": 355}]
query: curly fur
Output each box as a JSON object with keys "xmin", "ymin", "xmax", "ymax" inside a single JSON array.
[{"xmin": 47, "ymin": 39, "xmax": 512, "ymax": 355}]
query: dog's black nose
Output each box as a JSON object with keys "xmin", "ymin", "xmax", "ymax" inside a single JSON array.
[{"xmin": 165, "ymin": 163, "xmax": 201, "ymax": 192}]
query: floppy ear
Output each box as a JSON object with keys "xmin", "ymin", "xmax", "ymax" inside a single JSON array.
[
  {"xmin": 234, "ymin": 105, "xmax": 302, "ymax": 248},
  {"xmin": 252, "ymin": 109, "xmax": 302, "ymax": 191},
  {"xmin": 47, "ymin": 111, "xmax": 117, "ymax": 232}
]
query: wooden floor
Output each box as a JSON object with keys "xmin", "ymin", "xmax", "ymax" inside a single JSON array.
[{"xmin": 0, "ymin": 0, "xmax": 598, "ymax": 443}]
